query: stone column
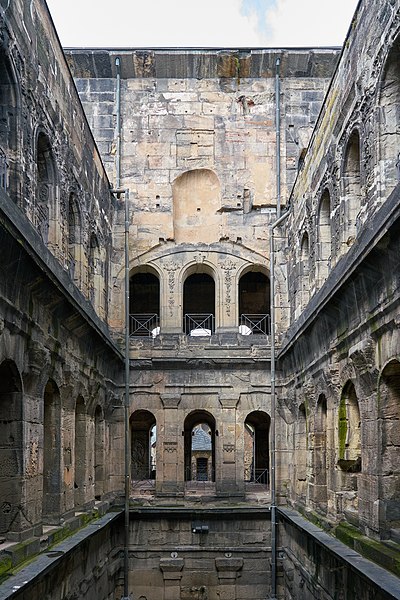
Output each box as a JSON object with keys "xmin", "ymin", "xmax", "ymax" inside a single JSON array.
[
  {"xmin": 218, "ymin": 395, "xmax": 243, "ymax": 495},
  {"xmin": 160, "ymin": 395, "xmax": 183, "ymax": 494},
  {"xmin": 215, "ymin": 557, "xmax": 243, "ymax": 600},
  {"xmin": 160, "ymin": 557, "xmax": 184, "ymax": 600}
]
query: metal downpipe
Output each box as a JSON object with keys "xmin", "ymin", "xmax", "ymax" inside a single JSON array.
[
  {"xmin": 275, "ymin": 56, "xmax": 281, "ymax": 219},
  {"xmin": 123, "ymin": 187, "xmax": 130, "ymax": 600},
  {"xmin": 111, "ymin": 188, "xmax": 131, "ymax": 600},
  {"xmin": 115, "ymin": 57, "xmax": 121, "ymax": 189},
  {"xmin": 269, "ymin": 208, "xmax": 289, "ymax": 599}
]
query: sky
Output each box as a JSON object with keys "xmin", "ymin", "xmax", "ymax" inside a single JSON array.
[{"xmin": 45, "ymin": 0, "xmax": 360, "ymax": 49}]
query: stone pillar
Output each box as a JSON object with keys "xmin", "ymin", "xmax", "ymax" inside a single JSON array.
[
  {"xmin": 160, "ymin": 557, "xmax": 184, "ymax": 600},
  {"xmin": 219, "ymin": 259, "xmax": 238, "ymax": 332},
  {"xmin": 160, "ymin": 395, "xmax": 183, "ymax": 494},
  {"xmin": 215, "ymin": 557, "xmax": 243, "ymax": 600},
  {"xmin": 218, "ymin": 396, "xmax": 243, "ymax": 495}
]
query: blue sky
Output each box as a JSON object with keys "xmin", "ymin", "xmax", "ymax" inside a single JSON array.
[{"xmin": 46, "ymin": 0, "xmax": 359, "ymax": 48}]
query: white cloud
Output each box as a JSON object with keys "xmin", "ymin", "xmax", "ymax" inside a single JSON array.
[
  {"xmin": 264, "ymin": 0, "xmax": 359, "ymax": 47},
  {"xmin": 46, "ymin": 0, "xmax": 265, "ymax": 48},
  {"xmin": 46, "ymin": 0, "xmax": 359, "ymax": 48}
]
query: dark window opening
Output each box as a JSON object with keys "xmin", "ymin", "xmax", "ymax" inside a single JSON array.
[
  {"xmin": 183, "ymin": 273, "xmax": 215, "ymax": 334},
  {"xmin": 184, "ymin": 411, "xmax": 215, "ymax": 482},
  {"xmin": 129, "ymin": 272, "xmax": 160, "ymax": 336},
  {"xmin": 130, "ymin": 410, "xmax": 156, "ymax": 481},
  {"xmin": 244, "ymin": 411, "xmax": 270, "ymax": 485},
  {"xmin": 239, "ymin": 271, "xmax": 270, "ymax": 334}
]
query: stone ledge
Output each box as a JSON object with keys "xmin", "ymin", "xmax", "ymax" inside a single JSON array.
[
  {"xmin": 278, "ymin": 508, "xmax": 400, "ymax": 600},
  {"xmin": 0, "ymin": 501, "xmax": 113, "ymax": 590}
]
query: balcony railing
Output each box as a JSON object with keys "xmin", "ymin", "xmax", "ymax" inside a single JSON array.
[
  {"xmin": 245, "ymin": 467, "xmax": 269, "ymax": 485},
  {"xmin": 184, "ymin": 313, "xmax": 214, "ymax": 336},
  {"xmin": 239, "ymin": 314, "xmax": 270, "ymax": 335},
  {"xmin": 129, "ymin": 313, "xmax": 159, "ymax": 337}
]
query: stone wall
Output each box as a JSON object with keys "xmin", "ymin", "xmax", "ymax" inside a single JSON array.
[
  {"xmin": 278, "ymin": 509, "xmax": 400, "ymax": 600},
  {"xmin": 275, "ymin": 0, "xmax": 400, "ymax": 549},
  {"xmin": 127, "ymin": 508, "xmax": 271, "ymax": 600},
  {"xmin": 0, "ymin": 513, "xmax": 123, "ymax": 600},
  {"xmin": 67, "ymin": 48, "xmax": 339, "ymax": 338},
  {"xmin": 0, "ymin": 0, "xmax": 124, "ymax": 543}
]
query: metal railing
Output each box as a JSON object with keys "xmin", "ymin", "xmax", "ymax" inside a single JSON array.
[
  {"xmin": 185, "ymin": 313, "xmax": 214, "ymax": 336},
  {"xmin": 245, "ymin": 467, "xmax": 269, "ymax": 485},
  {"xmin": 129, "ymin": 313, "xmax": 159, "ymax": 337},
  {"xmin": 239, "ymin": 314, "xmax": 270, "ymax": 335},
  {"xmin": 131, "ymin": 466, "xmax": 156, "ymax": 481},
  {"xmin": 185, "ymin": 465, "xmax": 215, "ymax": 483}
]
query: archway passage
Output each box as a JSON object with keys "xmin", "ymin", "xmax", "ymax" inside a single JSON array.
[
  {"xmin": 183, "ymin": 273, "xmax": 215, "ymax": 334},
  {"xmin": 130, "ymin": 410, "xmax": 156, "ymax": 481},
  {"xmin": 244, "ymin": 411, "xmax": 270, "ymax": 484},
  {"xmin": 0, "ymin": 360, "xmax": 22, "ymax": 535},
  {"xmin": 343, "ymin": 130, "xmax": 361, "ymax": 244},
  {"xmin": 239, "ymin": 271, "xmax": 270, "ymax": 334},
  {"xmin": 36, "ymin": 132, "xmax": 56, "ymax": 245},
  {"xmin": 380, "ymin": 35, "xmax": 400, "ymax": 195},
  {"xmin": 184, "ymin": 411, "xmax": 216, "ymax": 482},
  {"xmin": 0, "ymin": 49, "xmax": 18, "ymax": 199},
  {"xmin": 379, "ymin": 360, "xmax": 400, "ymax": 534},
  {"xmin": 129, "ymin": 272, "xmax": 160, "ymax": 336},
  {"xmin": 43, "ymin": 380, "xmax": 61, "ymax": 523},
  {"xmin": 312, "ymin": 395, "xmax": 327, "ymax": 509}
]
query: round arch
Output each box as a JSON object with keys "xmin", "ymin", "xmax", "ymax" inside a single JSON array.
[
  {"xmin": 130, "ymin": 410, "xmax": 157, "ymax": 481},
  {"xmin": 129, "ymin": 267, "xmax": 161, "ymax": 336},
  {"xmin": 184, "ymin": 410, "xmax": 216, "ymax": 482},
  {"xmin": 244, "ymin": 410, "xmax": 270, "ymax": 484},
  {"xmin": 182, "ymin": 265, "xmax": 216, "ymax": 335},
  {"xmin": 0, "ymin": 360, "xmax": 23, "ymax": 535}
]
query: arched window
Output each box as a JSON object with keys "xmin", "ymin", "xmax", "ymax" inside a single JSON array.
[
  {"xmin": 0, "ymin": 361, "xmax": 22, "ymax": 535},
  {"xmin": 36, "ymin": 133, "xmax": 56, "ymax": 245},
  {"xmin": 68, "ymin": 193, "xmax": 82, "ymax": 282},
  {"xmin": 312, "ymin": 395, "xmax": 327, "ymax": 509},
  {"xmin": 317, "ymin": 190, "xmax": 331, "ymax": 285},
  {"xmin": 43, "ymin": 379, "xmax": 61, "ymax": 522},
  {"xmin": 74, "ymin": 396, "xmax": 87, "ymax": 507},
  {"xmin": 183, "ymin": 272, "xmax": 215, "ymax": 335},
  {"xmin": 88, "ymin": 232, "xmax": 105, "ymax": 317},
  {"xmin": 299, "ymin": 232, "xmax": 310, "ymax": 311},
  {"xmin": 239, "ymin": 270, "xmax": 270, "ymax": 334},
  {"xmin": 0, "ymin": 49, "xmax": 19, "ymax": 200},
  {"xmin": 129, "ymin": 271, "xmax": 160, "ymax": 337},
  {"xmin": 184, "ymin": 411, "xmax": 216, "ymax": 482},
  {"xmin": 379, "ymin": 360, "xmax": 400, "ymax": 535},
  {"xmin": 338, "ymin": 382, "xmax": 361, "ymax": 472},
  {"xmin": 94, "ymin": 405, "xmax": 105, "ymax": 500},
  {"xmin": 294, "ymin": 403, "xmax": 307, "ymax": 498},
  {"xmin": 244, "ymin": 411, "xmax": 270, "ymax": 485},
  {"xmin": 379, "ymin": 36, "xmax": 400, "ymax": 196},
  {"xmin": 343, "ymin": 130, "xmax": 361, "ymax": 246},
  {"xmin": 130, "ymin": 410, "xmax": 156, "ymax": 481}
]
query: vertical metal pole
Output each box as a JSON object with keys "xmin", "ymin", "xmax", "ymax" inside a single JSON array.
[
  {"xmin": 275, "ymin": 57, "xmax": 281, "ymax": 219},
  {"xmin": 115, "ymin": 57, "xmax": 121, "ymax": 190},
  {"xmin": 269, "ymin": 223, "xmax": 277, "ymax": 599},
  {"xmin": 123, "ymin": 189, "xmax": 130, "ymax": 600},
  {"xmin": 269, "ymin": 210, "xmax": 290, "ymax": 599}
]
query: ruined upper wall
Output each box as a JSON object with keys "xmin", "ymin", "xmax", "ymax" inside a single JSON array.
[
  {"xmin": 66, "ymin": 48, "xmax": 339, "ymax": 80},
  {"xmin": 0, "ymin": 0, "xmax": 115, "ymax": 321},
  {"xmin": 282, "ymin": 0, "xmax": 400, "ymax": 325},
  {"xmin": 66, "ymin": 48, "xmax": 339, "ymax": 335}
]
